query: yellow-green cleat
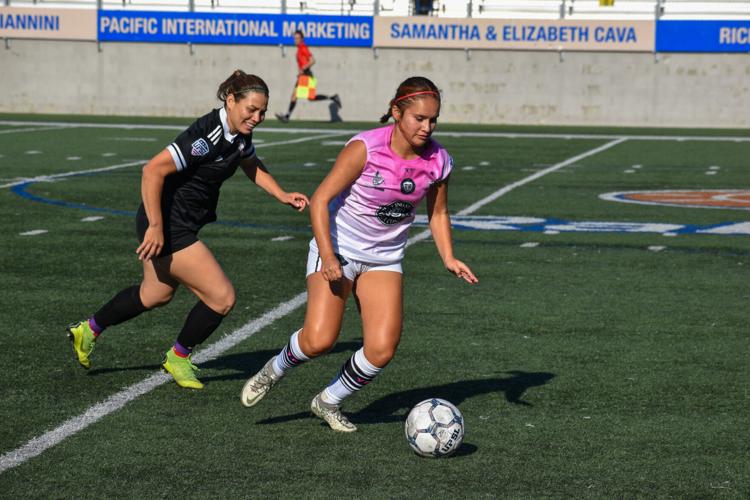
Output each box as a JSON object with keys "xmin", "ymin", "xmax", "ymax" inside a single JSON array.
[
  {"xmin": 162, "ymin": 349, "xmax": 204, "ymax": 390},
  {"xmin": 66, "ymin": 321, "xmax": 97, "ymax": 370}
]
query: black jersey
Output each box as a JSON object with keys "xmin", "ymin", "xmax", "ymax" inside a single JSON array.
[{"xmin": 154, "ymin": 107, "xmax": 257, "ymax": 233}]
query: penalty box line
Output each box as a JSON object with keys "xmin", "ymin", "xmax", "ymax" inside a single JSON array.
[{"xmin": 0, "ymin": 137, "xmax": 626, "ymax": 475}]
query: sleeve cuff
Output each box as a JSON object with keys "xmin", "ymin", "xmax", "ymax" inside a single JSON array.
[{"xmin": 167, "ymin": 143, "xmax": 187, "ymax": 171}]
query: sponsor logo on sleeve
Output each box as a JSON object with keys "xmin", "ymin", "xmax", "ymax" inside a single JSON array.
[{"xmin": 191, "ymin": 138, "xmax": 210, "ymax": 157}]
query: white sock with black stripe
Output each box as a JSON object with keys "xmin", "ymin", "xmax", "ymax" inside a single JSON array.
[
  {"xmin": 271, "ymin": 329, "xmax": 309, "ymax": 378},
  {"xmin": 321, "ymin": 348, "xmax": 381, "ymax": 405}
]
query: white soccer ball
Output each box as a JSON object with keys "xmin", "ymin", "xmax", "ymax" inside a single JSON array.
[{"xmin": 404, "ymin": 398, "xmax": 464, "ymax": 458}]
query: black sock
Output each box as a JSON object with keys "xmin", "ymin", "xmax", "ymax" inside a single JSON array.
[
  {"xmin": 314, "ymin": 95, "xmax": 329, "ymax": 101},
  {"xmin": 93, "ymin": 285, "xmax": 148, "ymax": 329},
  {"xmin": 176, "ymin": 301, "xmax": 226, "ymax": 349},
  {"xmin": 287, "ymin": 101, "xmax": 296, "ymax": 115}
]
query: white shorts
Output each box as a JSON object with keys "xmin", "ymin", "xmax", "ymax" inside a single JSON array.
[{"xmin": 306, "ymin": 247, "xmax": 402, "ymax": 281}]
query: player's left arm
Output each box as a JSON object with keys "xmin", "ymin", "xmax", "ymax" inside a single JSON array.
[
  {"xmin": 241, "ymin": 156, "xmax": 309, "ymax": 212},
  {"xmin": 426, "ymin": 178, "xmax": 478, "ymax": 284}
]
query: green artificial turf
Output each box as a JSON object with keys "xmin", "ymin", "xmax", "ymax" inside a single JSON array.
[{"xmin": 0, "ymin": 117, "xmax": 748, "ymax": 498}]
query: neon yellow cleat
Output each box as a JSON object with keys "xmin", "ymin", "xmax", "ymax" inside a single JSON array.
[
  {"xmin": 162, "ymin": 349, "xmax": 204, "ymax": 390},
  {"xmin": 66, "ymin": 321, "xmax": 97, "ymax": 370}
]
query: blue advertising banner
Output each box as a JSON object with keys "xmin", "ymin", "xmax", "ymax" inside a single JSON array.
[
  {"xmin": 657, "ymin": 20, "xmax": 750, "ymax": 52},
  {"xmin": 97, "ymin": 10, "xmax": 372, "ymax": 46}
]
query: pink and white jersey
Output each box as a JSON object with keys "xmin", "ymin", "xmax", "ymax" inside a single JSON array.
[{"xmin": 313, "ymin": 124, "xmax": 453, "ymax": 264}]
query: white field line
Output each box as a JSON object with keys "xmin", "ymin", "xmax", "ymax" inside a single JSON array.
[
  {"xmin": 257, "ymin": 132, "xmax": 350, "ymax": 147},
  {"xmin": 1, "ymin": 120, "xmax": 750, "ymax": 142},
  {"xmin": 0, "ymin": 132, "xmax": 349, "ymax": 190},
  {"xmin": 0, "ymin": 160, "xmax": 148, "ymax": 189},
  {"xmin": 457, "ymin": 138, "xmax": 627, "ymax": 216},
  {"xmin": 0, "ymin": 138, "xmax": 626, "ymax": 475},
  {"xmin": 0, "ymin": 294, "xmax": 308, "ymax": 475},
  {"xmin": 434, "ymin": 132, "xmax": 750, "ymax": 142},
  {"xmin": 0, "ymin": 120, "xmax": 188, "ymax": 131},
  {"xmin": 0, "ymin": 126, "xmax": 69, "ymax": 135}
]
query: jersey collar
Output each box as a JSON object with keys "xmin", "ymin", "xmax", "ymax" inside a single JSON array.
[{"xmin": 219, "ymin": 107, "xmax": 240, "ymax": 143}]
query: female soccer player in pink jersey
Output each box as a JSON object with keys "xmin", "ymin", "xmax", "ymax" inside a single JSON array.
[{"xmin": 241, "ymin": 76, "xmax": 478, "ymax": 432}]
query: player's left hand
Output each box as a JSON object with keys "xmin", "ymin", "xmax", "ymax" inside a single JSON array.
[
  {"xmin": 445, "ymin": 258, "xmax": 478, "ymax": 284},
  {"xmin": 281, "ymin": 192, "xmax": 309, "ymax": 212}
]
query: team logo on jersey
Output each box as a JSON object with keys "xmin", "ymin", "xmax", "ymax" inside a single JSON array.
[
  {"xmin": 372, "ymin": 171, "xmax": 384, "ymax": 186},
  {"xmin": 191, "ymin": 138, "xmax": 210, "ymax": 157},
  {"xmin": 400, "ymin": 178, "xmax": 415, "ymax": 194},
  {"xmin": 376, "ymin": 201, "xmax": 414, "ymax": 225}
]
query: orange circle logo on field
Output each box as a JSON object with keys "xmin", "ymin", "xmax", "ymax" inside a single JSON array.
[
  {"xmin": 625, "ymin": 191, "xmax": 750, "ymax": 208},
  {"xmin": 600, "ymin": 190, "xmax": 750, "ymax": 211}
]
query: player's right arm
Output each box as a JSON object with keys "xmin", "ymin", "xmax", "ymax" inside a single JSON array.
[
  {"xmin": 310, "ymin": 140, "xmax": 366, "ymax": 281},
  {"xmin": 137, "ymin": 149, "xmax": 178, "ymax": 261}
]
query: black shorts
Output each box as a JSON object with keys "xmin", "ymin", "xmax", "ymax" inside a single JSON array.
[{"xmin": 136, "ymin": 205, "xmax": 198, "ymax": 257}]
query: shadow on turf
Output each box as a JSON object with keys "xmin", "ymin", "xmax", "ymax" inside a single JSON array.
[
  {"xmin": 451, "ymin": 443, "xmax": 478, "ymax": 457},
  {"xmin": 86, "ymin": 363, "xmax": 163, "ymax": 375},
  {"xmin": 256, "ymin": 370, "xmax": 555, "ymax": 426},
  {"xmin": 195, "ymin": 341, "xmax": 364, "ymax": 382},
  {"xmin": 83, "ymin": 342, "xmax": 362, "ymax": 377}
]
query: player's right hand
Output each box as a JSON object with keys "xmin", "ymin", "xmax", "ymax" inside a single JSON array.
[
  {"xmin": 320, "ymin": 255, "xmax": 343, "ymax": 282},
  {"xmin": 136, "ymin": 226, "xmax": 164, "ymax": 261}
]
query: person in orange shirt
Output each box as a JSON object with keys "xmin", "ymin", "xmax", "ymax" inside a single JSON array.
[{"xmin": 275, "ymin": 30, "xmax": 342, "ymax": 123}]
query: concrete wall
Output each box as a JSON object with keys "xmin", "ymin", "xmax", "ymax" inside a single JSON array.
[{"xmin": 2, "ymin": 39, "xmax": 749, "ymax": 128}]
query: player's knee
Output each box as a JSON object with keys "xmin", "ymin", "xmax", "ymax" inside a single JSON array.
[
  {"xmin": 149, "ymin": 295, "xmax": 174, "ymax": 309},
  {"xmin": 299, "ymin": 328, "xmax": 337, "ymax": 357},
  {"xmin": 365, "ymin": 338, "xmax": 400, "ymax": 367},
  {"xmin": 367, "ymin": 347, "xmax": 397, "ymax": 367},
  {"xmin": 141, "ymin": 289, "xmax": 175, "ymax": 309},
  {"xmin": 210, "ymin": 285, "xmax": 236, "ymax": 316}
]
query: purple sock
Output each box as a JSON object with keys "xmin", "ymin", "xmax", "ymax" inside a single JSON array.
[
  {"xmin": 88, "ymin": 317, "xmax": 103, "ymax": 337},
  {"xmin": 173, "ymin": 341, "xmax": 192, "ymax": 358}
]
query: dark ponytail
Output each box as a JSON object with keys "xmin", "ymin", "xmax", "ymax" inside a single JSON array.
[
  {"xmin": 217, "ymin": 70, "xmax": 269, "ymax": 103},
  {"xmin": 379, "ymin": 76, "xmax": 441, "ymax": 124}
]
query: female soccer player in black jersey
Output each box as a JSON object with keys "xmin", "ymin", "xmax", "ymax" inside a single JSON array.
[{"xmin": 66, "ymin": 70, "xmax": 309, "ymax": 389}]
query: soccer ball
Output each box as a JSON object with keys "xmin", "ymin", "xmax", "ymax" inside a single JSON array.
[{"xmin": 404, "ymin": 398, "xmax": 464, "ymax": 458}]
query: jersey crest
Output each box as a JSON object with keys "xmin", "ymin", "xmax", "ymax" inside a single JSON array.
[
  {"xmin": 191, "ymin": 138, "xmax": 210, "ymax": 157},
  {"xmin": 400, "ymin": 178, "xmax": 415, "ymax": 194}
]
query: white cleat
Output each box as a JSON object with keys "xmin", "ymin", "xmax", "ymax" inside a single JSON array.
[
  {"xmin": 310, "ymin": 393, "xmax": 357, "ymax": 433},
  {"xmin": 241, "ymin": 357, "xmax": 280, "ymax": 407}
]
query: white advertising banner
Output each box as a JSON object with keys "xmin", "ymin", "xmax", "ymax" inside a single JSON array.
[
  {"xmin": 0, "ymin": 7, "xmax": 96, "ymax": 41},
  {"xmin": 374, "ymin": 17, "xmax": 654, "ymax": 52}
]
